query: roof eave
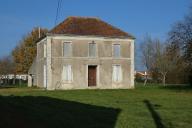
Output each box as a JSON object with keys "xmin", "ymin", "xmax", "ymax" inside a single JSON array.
[
  {"xmin": 35, "ymin": 35, "xmax": 47, "ymax": 43},
  {"xmin": 47, "ymin": 33, "xmax": 136, "ymax": 40}
]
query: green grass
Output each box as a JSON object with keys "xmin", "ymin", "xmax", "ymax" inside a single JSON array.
[{"xmin": 0, "ymin": 84, "xmax": 192, "ymax": 128}]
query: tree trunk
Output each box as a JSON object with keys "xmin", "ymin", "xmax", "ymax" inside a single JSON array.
[
  {"xmin": 163, "ymin": 75, "xmax": 166, "ymax": 86},
  {"xmin": 144, "ymin": 75, "xmax": 148, "ymax": 86}
]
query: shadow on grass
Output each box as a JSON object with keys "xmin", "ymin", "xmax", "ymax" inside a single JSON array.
[
  {"xmin": 0, "ymin": 95, "xmax": 120, "ymax": 128},
  {"xmin": 159, "ymin": 85, "xmax": 192, "ymax": 92},
  {"xmin": 144, "ymin": 100, "xmax": 165, "ymax": 128}
]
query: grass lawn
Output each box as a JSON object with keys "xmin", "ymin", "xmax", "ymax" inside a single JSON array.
[{"xmin": 0, "ymin": 84, "xmax": 192, "ymax": 128}]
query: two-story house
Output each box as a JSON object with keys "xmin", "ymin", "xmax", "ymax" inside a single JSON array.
[{"xmin": 28, "ymin": 16, "xmax": 135, "ymax": 90}]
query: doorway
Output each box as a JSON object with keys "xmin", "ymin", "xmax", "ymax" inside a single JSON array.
[{"xmin": 88, "ymin": 66, "xmax": 97, "ymax": 87}]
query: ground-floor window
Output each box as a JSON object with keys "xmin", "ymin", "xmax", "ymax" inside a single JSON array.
[
  {"xmin": 62, "ymin": 65, "xmax": 73, "ymax": 82},
  {"xmin": 44, "ymin": 65, "xmax": 47, "ymax": 88},
  {"xmin": 112, "ymin": 65, "xmax": 122, "ymax": 82}
]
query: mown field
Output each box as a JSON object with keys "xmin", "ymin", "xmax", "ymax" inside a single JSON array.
[{"xmin": 0, "ymin": 84, "xmax": 192, "ymax": 128}]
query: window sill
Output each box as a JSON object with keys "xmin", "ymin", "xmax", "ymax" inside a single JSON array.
[
  {"xmin": 112, "ymin": 81, "xmax": 122, "ymax": 84},
  {"xmin": 88, "ymin": 57, "xmax": 98, "ymax": 60},
  {"xmin": 62, "ymin": 81, "xmax": 73, "ymax": 84}
]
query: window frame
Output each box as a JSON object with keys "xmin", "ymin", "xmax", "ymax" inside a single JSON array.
[
  {"xmin": 62, "ymin": 41, "xmax": 72, "ymax": 57},
  {"xmin": 112, "ymin": 64, "xmax": 123, "ymax": 83},
  {"xmin": 62, "ymin": 64, "xmax": 73, "ymax": 83},
  {"xmin": 112, "ymin": 43, "xmax": 121, "ymax": 58},
  {"xmin": 88, "ymin": 41, "xmax": 97, "ymax": 58},
  {"xmin": 43, "ymin": 42, "xmax": 47, "ymax": 58}
]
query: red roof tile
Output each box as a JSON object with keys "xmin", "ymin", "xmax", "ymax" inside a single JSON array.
[{"xmin": 49, "ymin": 16, "xmax": 135, "ymax": 39}]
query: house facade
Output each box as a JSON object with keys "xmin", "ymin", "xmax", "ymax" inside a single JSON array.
[{"xmin": 28, "ymin": 17, "xmax": 135, "ymax": 90}]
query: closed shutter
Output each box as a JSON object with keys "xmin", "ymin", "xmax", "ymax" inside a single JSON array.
[
  {"xmin": 112, "ymin": 65, "xmax": 122, "ymax": 82},
  {"xmin": 62, "ymin": 65, "xmax": 73, "ymax": 82},
  {"xmin": 63, "ymin": 42, "xmax": 72, "ymax": 57},
  {"xmin": 113, "ymin": 44, "xmax": 120, "ymax": 58},
  {"xmin": 112, "ymin": 65, "xmax": 117, "ymax": 82},
  {"xmin": 89, "ymin": 43, "xmax": 96, "ymax": 57}
]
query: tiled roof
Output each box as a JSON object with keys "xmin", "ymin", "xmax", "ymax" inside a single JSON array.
[{"xmin": 49, "ymin": 16, "xmax": 135, "ymax": 39}]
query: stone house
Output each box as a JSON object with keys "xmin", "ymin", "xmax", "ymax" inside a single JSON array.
[{"xmin": 28, "ymin": 17, "xmax": 135, "ymax": 90}]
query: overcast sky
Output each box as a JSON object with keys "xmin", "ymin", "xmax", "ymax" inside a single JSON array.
[{"xmin": 0, "ymin": 0, "xmax": 191, "ymax": 69}]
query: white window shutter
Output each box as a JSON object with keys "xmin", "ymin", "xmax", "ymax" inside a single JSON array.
[
  {"xmin": 68, "ymin": 65, "xmax": 73, "ymax": 81},
  {"xmin": 62, "ymin": 66, "xmax": 67, "ymax": 81},
  {"xmin": 112, "ymin": 66, "xmax": 115, "ymax": 82},
  {"xmin": 112, "ymin": 65, "xmax": 122, "ymax": 83},
  {"xmin": 62, "ymin": 65, "xmax": 73, "ymax": 82},
  {"xmin": 112, "ymin": 66, "xmax": 117, "ymax": 82},
  {"xmin": 118, "ymin": 66, "xmax": 122, "ymax": 82}
]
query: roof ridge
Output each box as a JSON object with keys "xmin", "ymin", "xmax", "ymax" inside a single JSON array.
[{"xmin": 67, "ymin": 16, "xmax": 101, "ymax": 20}]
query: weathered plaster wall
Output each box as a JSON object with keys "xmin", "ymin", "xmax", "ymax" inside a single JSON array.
[
  {"xmin": 34, "ymin": 35, "xmax": 134, "ymax": 90},
  {"xmin": 28, "ymin": 57, "xmax": 37, "ymax": 86},
  {"xmin": 49, "ymin": 37, "xmax": 133, "ymax": 90},
  {"xmin": 36, "ymin": 40, "xmax": 46, "ymax": 88}
]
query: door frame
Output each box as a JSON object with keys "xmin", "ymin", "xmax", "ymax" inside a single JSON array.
[{"xmin": 86, "ymin": 65, "xmax": 100, "ymax": 87}]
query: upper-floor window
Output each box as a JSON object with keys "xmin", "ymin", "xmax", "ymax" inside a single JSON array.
[
  {"xmin": 89, "ymin": 42, "xmax": 96, "ymax": 57},
  {"xmin": 113, "ymin": 44, "xmax": 121, "ymax": 58},
  {"xmin": 44, "ymin": 43, "xmax": 46, "ymax": 58},
  {"xmin": 63, "ymin": 42, "xmax": 72, "ymax": 57}
]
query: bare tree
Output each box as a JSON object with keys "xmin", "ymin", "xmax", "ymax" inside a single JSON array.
[
  {"xmin": 140, "ymin": 35, "xmax": 156, "ymax": 85},
  {"xmin": 0, "ymin": 56, "xmax": 14, "ymax": 85},
  {"xmin": 154, "ymin": 42, "xmax": 178, "ymax": 86},
  {"xmin": 141, "ymin": 35, "xmax": 178, "ymax": 86}
]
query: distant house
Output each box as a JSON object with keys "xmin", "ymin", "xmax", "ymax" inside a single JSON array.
[
  {"xmin": 0, "ymin": 74, "xmax": 28, "ymax": 85},
  {"xmin": 135, "ymin": 71, "xmax": 152, "ymax": 81},
  {"xmin": 28, "ymin": 16, "xmax": 135, "ymax": 90}
]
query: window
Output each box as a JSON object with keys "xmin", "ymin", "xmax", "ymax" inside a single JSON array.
[
  {"xmin": 112, "ymin": 65, "xmax": 122, "ymax": 82},
  {"xmin": 44, "ymin": 65, "xmax": 47, "ymax": 88},
  {"xmin": 63, "ymin": 42, "xmax": 72, "ymax": 57},
  {"xmin": 89, "ymin": 42, "xmax": 96, "ymax": 57},
  {"xmin": 44, "ymin": 43, "xmax": 46, "ymax": 58},
  {"xmin": 62, "ymin": 65, "xmax": 73, "ymax": 82},
  {"xmin": 113, "ymin": 44, "xmax": 121, "ymax": 58}
]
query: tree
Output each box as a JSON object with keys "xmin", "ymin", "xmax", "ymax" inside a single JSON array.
[
  {"xmin": 140, "ymin": 35, "xmax": 156, "ymax": 85},
  {"xmin": 140, "ymin": 35, "xmax": 178, "ymax": 85},
  {"xmin": 12, "ymin": 27, "xmax": 48, "ymax": 74},
  {"xmin": 154, "ymin": 42, "xmax": 178, "ymax": 86},
  {"xmin": 0, "ymin": 56, "xmax": 14, "ymax": 75},
  {"xmin": 0, "ymin": 56, "xmax": 14, "ymax": 85},
  {"xmin": 168, "ymin": 6, "xmax": 192, "ymax": 85}
]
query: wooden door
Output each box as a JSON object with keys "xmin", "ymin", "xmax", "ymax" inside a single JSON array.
[{"xmin": 88, "ymin": 66, "xmax": 97, "ymax": 86}]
